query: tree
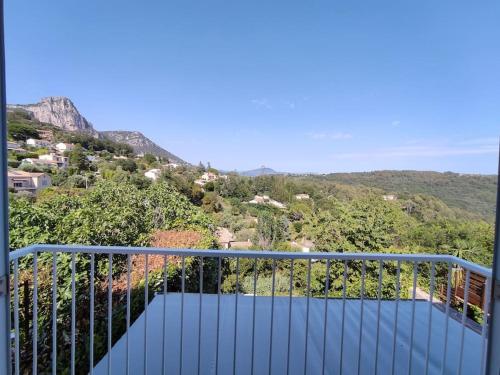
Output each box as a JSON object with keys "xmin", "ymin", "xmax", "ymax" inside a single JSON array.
[
  {"xmin": 202, "ymin": 192, "xmax": 223, "ymax": 213},
  {"xmin": 68, "ymin": 144, "xmax": 90, "ymax": 171},
  {"xmin": 143, "ymin": 153, "xmax": 157, "ymax": 165},
  {"xmin": 116, "ymin": 158, "xmax": 137, "ymax": 173},
  {"xmin": 255, "ymin": 211, "xmax": 289, "ymax": 248}
]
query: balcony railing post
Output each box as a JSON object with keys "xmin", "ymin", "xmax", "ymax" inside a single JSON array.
[
  {"xmin": 0, "ymin": 0, "xmax": 11, "ymax": 373},
  {"xmin": 486, "ymin": 142, "xmax": 500, "ymax": 375}
]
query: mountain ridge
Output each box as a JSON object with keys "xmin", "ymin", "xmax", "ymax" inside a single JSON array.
[
  {"xmin": 239, "ymin": 167, "xmax": 285, "ymax": 177},
  {"xmin": 8, "ymin": 96, "xmax": 187, "ymax": 163},
  {"xmin": 100, "ymin": 130, "xmax": 186, "ymax": 164}
]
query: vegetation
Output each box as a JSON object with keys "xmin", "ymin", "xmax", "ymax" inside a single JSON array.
[
  {"xmin": 310, "ymin": 171, "xmax": 498, "ymax": 222},
  {"xmin": 5, "ymin": 114, "xmax": 497, "ymax": 373}
]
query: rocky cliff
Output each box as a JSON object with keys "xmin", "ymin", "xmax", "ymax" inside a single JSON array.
[{"xmin": 8, "ymin": 97, "xmax": 97, "ymax": 135}]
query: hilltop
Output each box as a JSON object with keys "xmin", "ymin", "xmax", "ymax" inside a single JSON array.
[{"xmin": 239, "ymin": 167, "xmax": 284, "ymax": 177}]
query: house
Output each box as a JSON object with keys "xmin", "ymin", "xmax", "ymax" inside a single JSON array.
[
  {"xmin": 144, "ymin": 168, "xmax": 162, "ymax": 181},
  {"xmin": 164, "ymin": 162, "xmax": 180, "ymax": 169},
  {"xmin": 37, "ymin": 129, "xmax": 54, "ymax": 141},
  {"xmin": 7, "ymin": 170, "xmax": 52, "ymax": 192},
  {"xmin": 295, "ymin": 193, "xmax": 310, "ymax": 200},
  {"xmin": 26, "ymin": 138, "xmax": 51, "ymax": 148},
  {"xmin": 39, "ymin": 153, "xmax": 69, "ymax": 168},
  {"xmin": 7, "ymin": 141, "xmax": 25, "ymax": 153},
  {"xmin": 21, "ymin": 158, "xmax": 58, "ymax": 169},
  {"xmin": 383, "ymin": 194, "xmax": 397, "ymax": 201},
  {"xmin": 194, "ymin": 172, "xmax": 219, "ymax": 186},
  {"xmin": 55, "ymin": 142, "xmax": 75, "ymax": 152},
  {"xmin": 248, "ymin": 195, "xmax": 286, "ymax": 209},
  {"xmin": 7, "ymin": 141, "xmax": 20, "ymax": 149},
  {"xmin": 216, "ymin": 227, "xmax": 235, "ymax": 249}
]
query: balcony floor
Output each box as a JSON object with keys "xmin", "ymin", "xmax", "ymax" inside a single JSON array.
[{"xmin": 94, "ymin": 293, "xmax": 483, "ymax": 375}]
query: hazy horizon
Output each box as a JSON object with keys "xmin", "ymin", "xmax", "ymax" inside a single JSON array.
[{"xmin": 5, "ymin": 1, "xmax": 500, "ymax": 174}]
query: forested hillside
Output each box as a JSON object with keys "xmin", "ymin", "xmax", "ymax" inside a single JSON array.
[{"xmin": 309, "ymin": 171, "xmax": 497, "ymax": 222}]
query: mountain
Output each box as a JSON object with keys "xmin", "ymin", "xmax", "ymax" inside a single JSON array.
[
  {"xmin": 7, "ymin": 96, "xmax": 187, "ymax": 163},
  {"xmin": 100, "ymin": 131, "xmax": 186, "ymax": 164},
  {"xmin": 239, "ymin": 167, "xmax": 284, "ymax": 177},
  {"xmin": 8, "ymin": 97, "xmax": 97, "ymax": 136}
]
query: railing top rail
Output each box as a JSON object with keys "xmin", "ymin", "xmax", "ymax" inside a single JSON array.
[{"xmin": 8, "ymin": 244, "xmax": 493, "ymax": 278}]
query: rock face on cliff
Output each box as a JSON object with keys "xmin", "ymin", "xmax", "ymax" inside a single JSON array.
[
  {"xmin": 101, "ymin": 130, "xmax": 186, "ymax": 164},
  {"xmin": 8, "ymin": 97, "xmax": 97, "ymax": 135}
]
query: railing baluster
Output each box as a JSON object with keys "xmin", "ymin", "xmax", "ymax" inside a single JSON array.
[
  {"xmin": 441, "ymin": 263, "xmax": 452, "ymax": 375},
  {"xmin": 107, "ymin": 254, "xmax": 113, "ymax": 375},
  {"xmin": 458, "ymin": 269, "xmax": 471, "ymax": 375},
  {"xmin": 33, "ymin": 251, "xmax": 38, "ymax": 375},
  {"xmin": 340, "ymin": 261, "xmax": 347, "ymax": 375},
  {"xmin": 71, "ymin": 252, "xmax": 76, "ymax": 375},
  {"xmin": 480, "ymin": 277, "xmax": 491, "ymax": 375},
  {"xmin": 391, "ymin": 260, "xmax": 401, "ymax": 375},
  {"xmin": 375, "ymin": 260, "xmax": 383, "ymax": 375},
  {"xmin": 424, "ymin": 263, "xmax": 435, "ymax": 375},
  {"xmin": 215, "ymin": 256, "xmax": 221, "ymax": 375},
  {"xmin": 51, "ymin": 254, "xmax": 57, "ymax": 375},
  {"xmin": 251, "ymin": 258, "xmax": 258, "ymax": 375},
  {"xmin": 144, "ymin": 254, "xmax": 149, "ymax": 374},
  {"xmin": 268, "ymin": 259, "xmax": 276, "ymax": 375},
  {"xmin": 14, "ymin": 259, "xmax": 19, "ymax": 375},
  {"xmin": 233, "ymin": 257, "xmax": 239, "ymax": 375},
  {"xmin": 286, "ymin": 259, "xmax": 294, "ymax": 375},
  {"xmin": 198, "ymin": 256, "xmax": 203, "ymax": 375},
  {"xmin": 357, "ymin": 260, "xmax": 366, "ymax": 375},
  {"xmin": 180, "ymin": 256, "xmax": 186, "ymax": 375},
  {"xmin": 304, "ymin": 259, "xmax": 312, "ymax": 375},
  {"xmin": 408, "ymin": 262, "xmax": 418, "ymax": 375},
  {"xmin": 321, "ymin": 259, "xmax": 331, "ymax": 375},
  {"xmin": 126, "ymin": 254, "xmax": 131, "ymax": 375},
  {"xmin": 162, "ymin": 255, "xmax": 168, "ymax": 375},
  {"xmin": 90, "ymin": 253, "xmax": 95, "ymax": 375}
]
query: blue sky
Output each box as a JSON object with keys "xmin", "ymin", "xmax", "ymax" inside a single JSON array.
[{"xmin": 5, "ymin": 1, "xmax": 500, "ymax": 173}]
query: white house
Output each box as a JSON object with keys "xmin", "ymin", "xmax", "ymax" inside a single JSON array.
[
  {"xmin": 21, "ymin": 158, "xmax": 58, "ymax": 168},
  {"xmin": 194, "ymin": 172, "xmax": 219, "ymax": 186},
  {"xmin": 248, "ymin": 195, "xmax": 286, "ymax": 209},
  {"xmin": 55, "ymin": 143, "xmax": 75, "ymax": 152},
  {"xmin": 165, "ymin": 162, "xmax": 180, "ymax": 169},
  {"xmin": 39, "ymin": 153, "xmax": 69, "ymax": 168},
  {"xmin": 26, "ymin": 138, "xmax": 51, "ymax": 148},
  {"xmin": 144, "ymin": 168, "xmax": 162, "ymax": 181},
  {"xmin": 383, "ymin": 194, "xmax": 397, "ymax": 201},
  {"xmin": 7, "ymin": 170, "xmax": 52, "ymax": 192},
  {"xmin": 295, "ymin": 193, "xmax": 310, "ymax": 200}
]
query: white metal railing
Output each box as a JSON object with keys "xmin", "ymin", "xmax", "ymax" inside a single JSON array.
[{"xmin": 7, "ymin": 244, "xmax": 493, "ymax": 375}]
